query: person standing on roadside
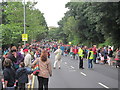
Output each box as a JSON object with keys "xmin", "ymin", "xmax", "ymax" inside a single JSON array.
[
  {"xmin": 7, "ymin": 46, "xmax": 24, "ymax": 71},
  {"xmin": 87, "ymin": 48, "xmax": 94, "ymax": 69},
  {"xmin": 16, "ymin": 62, "xmax": 32, "ymax": 90},
  {"xmin": 73, "ymin": 46, "xmax": 78, "ymax": 60},
  {"xmin": 23, "ymin": 49, "xmax": 32, "ymax": 85},
  {"xmin": 53, "ymin": 46, "xmax": 62, "ymax": 69},
  {"xmin": 32, "ymin": 50, "xmax": 52, "ymax": 90},
  {"xmin": 108, "ymin": 47, "xmax": 113, "ymax": 65},
  {"xmin": 60, "ymin": 45, "xmax": 65, "ymax": 55},
  {"xmin": 92, "ymin": 45, "xmax": 97, "ymax": 64},
  {"xmin": 3, "ymin": 58, "xmax": 16, "ymax": 88},
  {"xmin": 115, "ymin": 48, "xmax": 120, "ymax": 67},
  {"xmin": 78, "ymin": 46, "xmax": 85, "ymax": 69},
  {"xmin": 70, "ymin": 46, "xmax": 74, "ymax": 59}
]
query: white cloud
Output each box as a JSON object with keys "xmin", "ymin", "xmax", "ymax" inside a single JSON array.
[{"xmin": 35, "ymin": 0, "xmax": 70, "ymax": 27}]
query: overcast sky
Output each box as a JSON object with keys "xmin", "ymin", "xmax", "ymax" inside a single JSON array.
[
  {"xmin": 34, "ymin": 0, "xmax": 70, "ymax": 27},
  {"xmin": 0, "ymin": 0, "xmax": 70, "ymax": 27}
]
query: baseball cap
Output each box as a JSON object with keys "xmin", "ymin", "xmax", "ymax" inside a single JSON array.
[{"xmin": 23, "ymin": 49, "xmax": 28, "ymax": 52}]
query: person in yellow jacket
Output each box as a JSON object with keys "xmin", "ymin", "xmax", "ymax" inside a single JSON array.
[
  {"xmin": 78, "ymin": 46, "xmax": 84, "ymax": 69},
  {"xmin": 87, "ymin": 48, "xmax": 94, "ymax": 68}
]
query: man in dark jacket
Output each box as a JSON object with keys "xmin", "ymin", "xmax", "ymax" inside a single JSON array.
[
  {"xmin": 7, "ymin": 50, "xmax": 17, "ymax": 70},
  {"xmin": 3, "ymin": 58, "xmax": 16, "ymax": 88}
]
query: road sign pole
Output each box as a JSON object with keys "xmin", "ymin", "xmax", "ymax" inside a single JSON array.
[{"xmin": 24, "ymin": 0, "xmax": 26, "ymax": 47}]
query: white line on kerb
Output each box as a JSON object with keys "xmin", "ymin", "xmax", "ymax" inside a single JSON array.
[
  {"xmin": 98, "ymin": 82, "xmax": 109, "ymax": 89},
  {"xmin": 81, "ymin": 72, "xmax": 87, "ymax": 76},
  {"xmin": 70, "ymin": 66, "xmax": 75, "ymax": 69}
]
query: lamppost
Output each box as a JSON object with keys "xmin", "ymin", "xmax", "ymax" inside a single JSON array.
[{"xmin": 23, "ymin": 0, "xmax": 26, "ymax": 47}]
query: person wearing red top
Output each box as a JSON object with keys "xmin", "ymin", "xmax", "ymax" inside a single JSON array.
[
  {"xmin": 92, "ymin": 45, "xmax": 97, "ymax": 64},
  {"xmin": 72, "ymin": 46, "xmax": 78, "ymax": 60}
]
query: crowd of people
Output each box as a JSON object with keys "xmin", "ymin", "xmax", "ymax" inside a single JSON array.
[
  {"xmin": 1, "ymin": 41, "xmax": 120, "ymax": 89},
  {"xmin": 57, "ymin": 44, "xmax": 120, "ymax": 68},
  {"xmin": 1, "ymin": 42, "xmax": 53, "ymax": 90}
]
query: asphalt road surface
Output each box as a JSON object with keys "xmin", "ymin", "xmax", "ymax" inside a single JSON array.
[{"xmin": 31, "ymin": 53, "xmax": 119, "ymax": 89}]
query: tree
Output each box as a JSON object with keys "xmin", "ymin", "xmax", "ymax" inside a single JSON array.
[
  {"xmin": 55, "ymin": 2, "xmax": 120, "ymax": 47},
  {"xmin": 1, "ymin": 1, "xmax": 48, "ymax": 46}
]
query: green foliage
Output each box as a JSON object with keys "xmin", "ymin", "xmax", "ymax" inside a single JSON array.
[
  {"xmin": 2, "ymin": 2, "xmax": 48, "ymax": 46},
  {"xmin": 98, "ymin": 38, "xmax": 113, "ymax": 48},
  {"xmin": 48, "ymin": 2, "xmax": 120, "ymax": 48}
]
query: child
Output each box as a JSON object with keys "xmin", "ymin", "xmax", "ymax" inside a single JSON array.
[{"xmin": 16, "ymin": 62, "xmax": 32, "ymax": 90}]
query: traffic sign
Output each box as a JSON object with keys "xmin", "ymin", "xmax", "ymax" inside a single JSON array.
[
  {"xmin": 69, "ymin": 42, "xmax": 72, "ymax": 45},
  {"xmin": 22, "ymin": 34, "xmax": 28, "ymax": 41}
]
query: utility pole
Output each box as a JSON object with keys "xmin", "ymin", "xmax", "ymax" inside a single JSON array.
[{"xmin": 24, "ymin": 0, "xmax": 26, "ymax": 47}]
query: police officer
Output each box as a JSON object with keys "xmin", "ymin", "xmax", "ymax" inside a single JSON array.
[{"xmin": 78, "ymin": 46, "xmax": 84, "ymax": 69}]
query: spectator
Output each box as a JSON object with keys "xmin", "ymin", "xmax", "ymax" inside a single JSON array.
[
  {"xmin": 70, "ymin": 46, "xmax": 74, "ymax": 59},
  {"xmin": 103, "ymin": 47, "xmax": 108, "ymax": 64},
  {"xmin": 6, "ymin": 46, "xmax": 24, "ymax": 71},
  {"xmin": 16, "ymin": 62, "xmax": 32, "ymax": 90},
  {"xmin": 73, "ymin": 46, "xmax": 78, "ymax": 60},
  {"xmin": 108, "ymin": 47, "xmax": 113, "ymax": 65},
  {"xmin": 115, "ymin": 48, "xmax": 120, "ymax": 68},
  {"xmin": 23, "ymin": 49, "xmax": 32, "ymax": 85},
  {"xmin": 7, "ymin": 49, "xmax": 17, "ymax": 70},
  {"xmin": 60, "ymin": 45, "xmax": 65, "ymax": 55},
  {"xmin": 32, "ymin": 50, "xmax": 52, "ymax": 90},
  {"xmin": 3, "ymin": 58, "xmax": 16, "ymax": 88},
  {"xmin": 92, "ymin": 45, "xmax": 97, "ymax": 64},
  {"xmin": 3, "ymin": 48, "xmax": 9, "ymax": 55}
]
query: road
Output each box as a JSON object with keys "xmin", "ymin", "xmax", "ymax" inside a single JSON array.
[{"xmin": 32, "ymin": 53, "xmax": 119, "ymax": 89}]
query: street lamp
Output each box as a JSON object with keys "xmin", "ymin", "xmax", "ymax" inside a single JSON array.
[{"xmin": 23, "ymin": 0, "xmax": 26, "ymax": 47}]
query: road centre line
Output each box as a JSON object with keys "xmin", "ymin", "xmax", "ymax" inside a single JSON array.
[
  {"xmin": 98, "ymin": 82, "xmax": 109, "ymax": 89},
  {"xmin": 80, "ymin": 72, "xmax": 87, "ymax": 76},
  {"xmin": 64, "ymin": 62, "xmax": 67, "ymax": 64},
  {"xmin": 70, "ymin": 66, "xmax": 75, "ymax": 69}
]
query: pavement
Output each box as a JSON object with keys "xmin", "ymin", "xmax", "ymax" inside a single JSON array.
[{"xmin": 32, "ymin": 53, "xmax": 119, "ymax": 89}]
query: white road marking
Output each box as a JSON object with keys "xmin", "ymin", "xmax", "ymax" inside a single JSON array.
[
  {"xmin": 70, "ymin": 66, "xmax": 75, "ymax": 69},
  {"xmin": 64, "ymin": 62, "xmax": 67, "ymax": 64},
  {"xmin": 98, "ymin": 82, "xmax": 109, "ymax": 89},
  {"xmin": 80, "ymin": 72, "xmax": 87, "ymax": 76}
]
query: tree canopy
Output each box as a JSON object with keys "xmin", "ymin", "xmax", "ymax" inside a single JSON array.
[
  {"xmin": 1, "ymin": 2, "xmax": 48, "ymax": 46},
  {"xmin": 48, "ymin": 2, "xmax": 120, "ymax": 48},
  {"xmin": 1, "ymin": 2, "xmax": 120, "ymax": 48}
]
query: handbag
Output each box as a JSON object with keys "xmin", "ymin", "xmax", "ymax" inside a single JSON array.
[{"xmin": 32, "ymin": 62, "xmax": 40, "ymax": 76}]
